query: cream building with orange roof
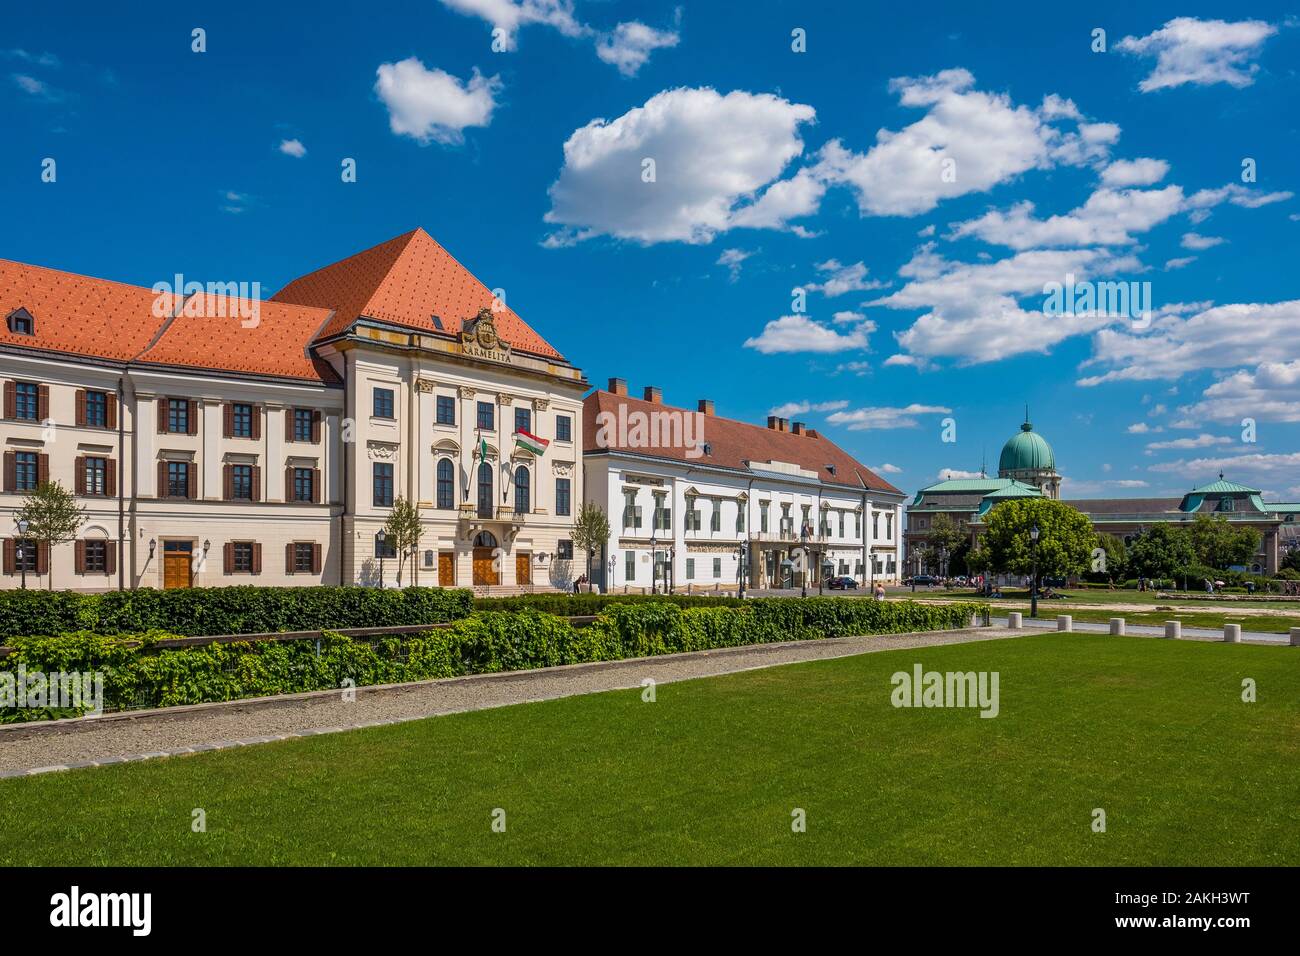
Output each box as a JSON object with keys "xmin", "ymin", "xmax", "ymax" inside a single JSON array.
[{"xmin": 0, "ymin": 228, "xmax": 586, "ymax": 591}]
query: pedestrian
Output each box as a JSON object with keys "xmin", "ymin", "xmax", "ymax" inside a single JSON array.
[{"xmin": 874, "ymin": 583, "xmax": 885, "ymax": 601}]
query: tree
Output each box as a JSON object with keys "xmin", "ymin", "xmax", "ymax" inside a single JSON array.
[
  {"xmin": 1283, "ymin": 547, "xmax": 1300, "ymax": 573},
  {"xmin": 1090, "ymin": 532, "xmax": 1128, "ymax": 583},
  {"xmin": 382, "ymin": 497, "xmax": 423, "ymax": 587},
  {"xmin": 1188, "ymin": 513, "xmax": 1261, "ymax": 570},
  {"xmin": 571, "ymin": 502, "xmax": 610, "ymax": 593},
  {"xmin": 1127, "ymin": 523, "xmax": 1195, "ymax": 580},
  {"xmin": 982, "ymin": 498, "xmax": 1094, "ymax": 585},
  {"xmin": 15, "ymin": 481, "xmax": 85, "ymax": 590},
  {"xmin": 926, "ymin": 513, "xmax": 966, "ymax": 575}
]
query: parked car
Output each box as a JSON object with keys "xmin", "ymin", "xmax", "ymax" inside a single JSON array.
[
  {"xmin": 826, "ymin": 576, "xmax": 858, "ymax": 590},
  {"xmin": 906, "ymin": 575, "xmax": 938, "ymax": 586}
]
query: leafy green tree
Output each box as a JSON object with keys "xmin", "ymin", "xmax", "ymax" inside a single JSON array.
[
  {"xmin": 15, "ymin": 481, "xmax": 85, "ymax": 590},
  {"xmin": 927, "ymin": 512, "xmax": 966, "ymax": 561},
  {"xmin": 1282, "ymin": 548, "xmax": 1300, "ymax": 573},
  {"xmin": 1090, "ymin": 532, "xmax": 1128, "ymax": 583},
  {"xmin": 571, "ymin": 502, "xmax": 610, "ymax": 592},
  {"xmin": 982, "ymin": 498, "xmax": 1094, "ymax": 585},
  {"xmin": 382, "ymin": 497, "xmax": 423, "ymax": 586},
  {"xmin": 1127, "ymin": 523, "xmax": 1196, "ymax": 580},
  {"xmin": 1188, "ymin": 513, "xmax": 1261, "ymax": 570}
]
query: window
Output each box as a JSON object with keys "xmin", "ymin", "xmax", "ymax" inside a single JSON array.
[
  {"xmin": 166, "ymin": 461, "xmax": 190, "ymax": 498},
  {"xmin": 373, "ymin": 387, "xmax": 395, "ymax": 419},
  {"xmin": 436, "ymin": 395, "xmax": 456, "ymax": 425},
  {"xmin": 855, "ymin": 512, "xmax": 861, "ymax": 537},
  {"xmin": 713, "ymin": 557, "xmax": 722, "ymax": 578},
  {"xmin": 231, "ymin": 542, "xmax": 255, "ymax": 573},
  {"xmin": 625, "ymin": 551, "xmax": 635, "ymax": 581},
  {"xmin": 736, "ymin": 503, "xmax": 746, "ymax": 533},
  {"xmin": 15, "ymin": 452, "xmax": 38, "ymax": 491},
  {"xmin": 292, "ymin": 542, "xmax": 315, "ymax": 573},
  {"xmin": 373, "ymin": 463, "xmax": 394, "ymax": 507},
  {"xmin": 230, "ymin": 465, "xmax": 254, "ymax": 500},
  {"xmin": 686, "ymin": 558, "xmax": 695, "ymax": 580},
  {"xmin": 623, "ymin": 492, "xmax": 641, "ymax": 530},
  {"xmin": 165, "ymin": 398, "xmax": 189, "ymax": 434},
  {"xmin": 1219, "ymin": 497, "xmax": 1235, "ymax": 513},
  {"xmin": 515, "ymin": 407, "xmax": 531, "ymax": 435},
  {"xmin": 84, "ymin": 540, "xmax": 108, "ymax": 573},
  {"xmin": 14, "ymin": 538, "xmax": 36, "ymax": 573},
  {"xmin": 232, "ymin": 403, "xmax": 253, "ymax": 438},
  {"xmin": 84, "ymin": 457, "xmax": 107, "ymax": 496},
  {"xmin": 686, "ymin": 498, "xmax": 700, "ymax": 532},
  {"xmin": 513, "ymin": 466, "xmax": 530, "ymax": 513},
  {"xmin": 839, "ymin": 512, "xmax": 845, "ymax": 537},
  {"xmin": 653, "ymin": 493, "xmax": 670, "ymax": 531},
  {"xmin": 84, "ymin": 390, "xmax": 108, "ymax": 428},
  {"xmin": 556, "ymin": 477, "xmax": 571, "ymax": 516},
  {"xmin": 886, "ymin": 514, "xmax": 894, "ymax": 537},
  {"xmin": 760, "ymin": 502, "xmax": 769, "ymax": 533},
  {"xmin": 873, "ymin": 513, "xmax": 880, "ymax": 538},
  {"xmin": 293, "ymin": 408, "xmax": 314, "ymax": 442},
  {"xmin": 711, "ymin": 499, "xmax": 721, "ymax": 532},
  {"xmin": 556, "ymin": 415, "xmax": 572, "ymax": 442},
  {"xmin": 477, "ymin": 401, "xmax": 494, "ymax": 430},
  {"xmin": 437, "ymin": 459, "xmax": 454, "ymax": 509},
  {"xmin": 292, "ymin": 467, "xmax": 314, "ymax": 503},
  {"xmin": 374, "ymin": 533, "xmax": 396, "ymax": 559},
  {"xmin": 14, "ymin": 383, "xmax": 38, "ymax": 421},
  {"xmin": 477, "ymin": 461, "xmax": 493, "ymax": 518},
  {"xmin": 7, "ymin": 309, "xmax": 33, "ymax": 336}
]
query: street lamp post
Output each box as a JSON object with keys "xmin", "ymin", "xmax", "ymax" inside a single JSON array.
[
  {"xmin": 737, "ymin": 539, "xmax": 748, "ymax": 599},
  {"xmin": 800, "ymin": 522, "xmax": 809, "ymax": 599},
  {"xmin": 15, "ymin": 518, "xmax": 28, "ymax": 590},
  {"xmin": 649, "ymin": 530, "xmax": 657, "ymax": 595},
  {"xmin": 1029, "ymin": 523, "xmax": 1040, "ymax": 618},
  {"xmin": 377, "ymin": 528, "xmax": 387, "ymax": 589}
]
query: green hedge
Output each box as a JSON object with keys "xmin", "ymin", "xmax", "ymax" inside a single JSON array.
[
  {"xmin": 474, "ymin": 592, "xmax": 747, "ymax": 615},
  {"xmin": 0, "ymin": 586, "xmax": 473, "ymax": 639},
  {"xmin": 1, "ymin": 598, "xmax": 985, "ymax": 722}
]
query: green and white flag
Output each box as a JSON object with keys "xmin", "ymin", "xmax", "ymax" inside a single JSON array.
[{"xmin": 479, "ymin": 434, "xmax": 488, "ymax": 460}]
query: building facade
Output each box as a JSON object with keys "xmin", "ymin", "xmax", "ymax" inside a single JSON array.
[
  {"xmin": 583, "ymin": 381, "xmax": 905, "ymax": 592},
  {"xmin": 1, "ymin": 228, "xmax": 586, "ymax": 591}
]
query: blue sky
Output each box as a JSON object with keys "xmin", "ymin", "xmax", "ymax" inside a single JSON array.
[{"xmin": 3, "ymin": 1, "xmax": 1299, "ymax": 498}]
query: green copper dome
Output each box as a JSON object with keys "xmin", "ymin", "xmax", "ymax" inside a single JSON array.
[{"xmin": 998, "ymin": 420, "xmax": 1055, "ymax": 474}]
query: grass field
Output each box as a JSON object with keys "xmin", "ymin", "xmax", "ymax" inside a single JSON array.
[{"xmin": 1, "ymin": 633, "xmax": 1296, "ymax": 866}]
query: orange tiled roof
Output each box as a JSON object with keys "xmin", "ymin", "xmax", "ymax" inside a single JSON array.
[
  {"xmin": 583, "ymin": 390, "xmax": 903, "ymax": 495},
  {"xmin": 274, "ymin": 228, "xmax": 565, "ymax": 360}
]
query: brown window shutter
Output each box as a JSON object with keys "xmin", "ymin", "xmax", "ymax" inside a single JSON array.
[
  {"xmin": 36, "ymin": 384, "xmax": 49, "ymax": 422},
  {"xmin": 223, "ymin": 542, "xmax": 233, "ymax": 574},
  {"xmin": 251, "ymin": 466, "xmax": 261, "ymax": 502},
  {"xmin": 223, "ymin": 464, "xmax": 232, "ymax": 501},
  {"xmin": 2, "ymin": 539, "xmax": 13, "ymax": 575},
  {"xmin": 3, "ymin": 380, "xmax": 14, "ymax": 420},
  {"xmin": 37, "ymin": 454, "xmax": 49, "ymax": 485},
  {"xmin": 106, "ymin": 392, "xmax": 117, "ymax": 429},
  {"xmin": 313, "ymin": 468, "xmax": 322, "ymax": 504},
  {"xmin": 284, "ymin": 407, "xmax": 294, "ymax": 442},
  {"xmin": 74, "ymin": 540, "xmax": 86, "ymax": 575},
  {"xmin": 251, "ymin": 406, "xmax": 262, "ymax": 440},
  {"xmin": 75, "ymin": 389, "xmax": 87, "ymax": 427},
  {"xmin": 187, "ymin": 400, "xmax": 198, "ymax": 435},
  {"xmin": 105, "ymin": 459, "xmax": 117, "ymax": 497},
  {"xmin": 285, "ymin": 466, "xmax": 294, "ymax": 502},
  {"xmin": 285, "ymin": 542, "xmax": 295, "ymax": 574},
  {"xmin": 222, "ymin": 403, "xmax": 233, "ymax": 438},
  {"xmin": 312, "ymin": 542, "xmax": 322, "ymax": 575},
  {"xmin": 186, "ymin": 462, "xmax": 196, "ymax": 499},
  {"xmin": 311, "ymin": 410, "xmax": 321, "ymax": 444},
  {"xmin": 74, "ymin": 456, "xmax": 86, "ymax": 495},
  {"xmin": 157, "ymin": 460, "xmax": 167, "ymax": 497},
  {"xmin": 3, "ymin": 451, "xmax": 14, "ymax": 493},
  {"xmin": 36, "ymin": 541, "xmax": 48, "ymax": 575},
  {"xmin": 252, "ymin": 542, "xmax": 262, "ymax": 574},
  {"xmin": 105, "ymin": 541, "xmax": 117, "ymax": 576},
  {"xmin": 157, "ymin": 398, "xmax": 167, "ymax": 433}
]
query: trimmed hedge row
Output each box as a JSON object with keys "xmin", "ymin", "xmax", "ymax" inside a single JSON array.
[
  {"xmin": 0, "ymin": 586, "xmax": 474, "ymax": 639},
  {"xmin": 474, "ymin": 592, "xmax": 747, "ymax": 615},
  {"xmin": 1, "ymin": 599, "xmax": 985, "ymax": 722}
]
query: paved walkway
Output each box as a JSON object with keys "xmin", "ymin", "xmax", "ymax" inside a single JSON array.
[
  {"xmin": 993, "ymin": 615, "xmax": 1290, "ymax": 644},
  {"xmin": 0, "ymin": 627, "xmax": 1021, "ymax": 778}
]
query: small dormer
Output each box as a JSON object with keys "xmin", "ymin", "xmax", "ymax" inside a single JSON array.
[{"xmin": 6, "ymin": 308, "xmax": 35, "ymax": 336}]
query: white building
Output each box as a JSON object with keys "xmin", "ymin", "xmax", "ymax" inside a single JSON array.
[{"xmin": 582, "ymin": 381, "xmax": 905, "ymax": 592}]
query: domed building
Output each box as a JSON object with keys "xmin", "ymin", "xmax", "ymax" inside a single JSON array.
[{"xmin": 997, "ymin": 413, "xmax": 1061, "ymax": 499}]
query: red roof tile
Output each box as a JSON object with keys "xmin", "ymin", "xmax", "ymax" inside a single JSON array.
[
  {"xmin": 274, "ymin": 228, "xmax": 565, "ymax": 360},
  {"xmin": 583, "ymin": 391, "xmax": 903, "ymax": 495}
]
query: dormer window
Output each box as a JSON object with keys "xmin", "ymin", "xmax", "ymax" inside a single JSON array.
[{"xmin": 7, "ymin": 308, "xmax": 34, "ymax": 336}]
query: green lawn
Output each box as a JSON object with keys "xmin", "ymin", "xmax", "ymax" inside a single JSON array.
[{"xmin": 2, "ymin": 633, "xmax": 1296, "ymax": 866}]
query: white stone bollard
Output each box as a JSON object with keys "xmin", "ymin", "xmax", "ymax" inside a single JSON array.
[
  {"xmin": 1057, "ymin": 615, "xmax": 1072, "ymax": 632},
  {"xmin": 1290, "ymin": 627, "xmax": 1300, "ymax": 647},
  {"xmin": 1224, "ymin": 624, "xmax": 1241, "ymax": 643},
  {"xmin": 1110, "ymin": 618, "xmax": 1125, "ymax": 636},
  {"xmin": 1165, "ymin": 620, "xmax": 1181, "ymax": 640},
  {"xmin": 1007, "ymin": 611, "xmax": 1022, "ymax": 629}
]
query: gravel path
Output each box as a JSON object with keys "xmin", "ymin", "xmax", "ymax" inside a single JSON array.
[{"xmin": 0, "ymin": 627, "xmax": 1022, "ymax": 777}]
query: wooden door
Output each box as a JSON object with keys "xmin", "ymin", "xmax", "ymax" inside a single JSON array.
[
  {"xmin": 472, "ymin": 547, "xmax": 498, "ymax": 586},
  {"xmin": 515, "ymin": 553, "xmax": 531, "ymax": 586},
  {"xmin": 438, "ymin": 551, "xmax": 454, "ymax": 587},
  {"xmin": 163, "ymin": 553, "xmax": 191, "ymax": 588}
]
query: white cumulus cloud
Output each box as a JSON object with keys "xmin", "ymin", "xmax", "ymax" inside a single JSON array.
[{"xmin": 374, "ymin": 58, "xmax": 501, "ymax": 145}]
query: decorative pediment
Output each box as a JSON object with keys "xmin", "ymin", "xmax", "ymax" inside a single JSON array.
[
  {"xmin": 460, "ymin": 308, "xmax": 513, "ymax": 363},
  {"xmin": 367, "ymin": 440, "xmax": 400, "ymax": 461}
]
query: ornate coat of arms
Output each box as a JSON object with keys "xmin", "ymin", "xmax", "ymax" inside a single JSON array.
[{"xmin": 460, "ymin": 307, "xmax": 512, "ymax": 361}]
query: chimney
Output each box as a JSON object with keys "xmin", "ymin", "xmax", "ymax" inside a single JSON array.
[
  {"xmin": 608, "ymin": 377, "xmax": 628, "ymax": 396},
  {"xmin": 698, "ymin": 399, "xmax": 715, "ymax": 416},
  {"xmin": 643, "ymin": 385, "xmax": 662, "ymax": 404},
  {"xmin": 791, "ymin": 421, "xmax": 805, "ymax": 435},
  {"xmin": 777, "ymin": 418, "xmax": 789, "ymax": 432},
  {"xmin": 767, "ymin": 415, "xmax": 780, "ymax": 430}
]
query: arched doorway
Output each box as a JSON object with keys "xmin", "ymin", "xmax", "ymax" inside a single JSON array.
[{"xmin": 472, "ymin": 530, "xmax": 499, "ymax": 586}]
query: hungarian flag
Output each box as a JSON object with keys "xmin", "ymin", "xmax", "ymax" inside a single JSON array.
[
  {"xmin": 479, "ymin": 434, "xmax": 488, "ymax": 460},
  {"xmin": 514, "ymin": 429, "xmax": 549, "ymax": 455}
]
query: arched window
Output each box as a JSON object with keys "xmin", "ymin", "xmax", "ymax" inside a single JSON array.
[
  {"xmin": 473, "ymin": 530, "xmax": 498, "ymax": 549},
  {"xmin": 514, "ymin": 465, "xmax": 530, "ymax": 514},
  {"xmin": 477, "ymin": 461, "xmax": 493, "ymax": 518},
  {"xmin": 436, "ymin": 458, "xmax": 454, "ymax": 509}
]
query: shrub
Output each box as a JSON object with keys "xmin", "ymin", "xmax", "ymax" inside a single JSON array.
[
  {"xmin": 474, "ymin": 592, "xmax": 745, "ymax": 615},
  {"xmin": 1, "ymin": 598, "xmax": 986, "ymax": 721}
]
